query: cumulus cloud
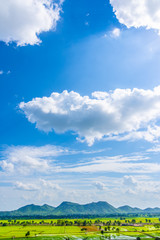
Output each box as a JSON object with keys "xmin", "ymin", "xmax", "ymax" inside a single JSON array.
[
  {"xmin": 122, "ymin": 175, "xmax": 160, "ymax": 195},
  {"xmin": 0, "ymin": 70, "xmax": 3, "ymax": 75},
  {"xmin": 14, "ymin": 181, "xmax": 39, "ymax": 191},
  {"xmin": 0, "ymin": 0, "xmax": 62, "ymax": 46},
  {"xmin": 110, "ymin": 0, "xmax": 160, "ymax": 34},
  {"xmin": 93, "ymin": 181, "xmax": 106, "ymax": 190},
  {"xmin": 20, "ymin": 86, "xmax": 160, "ymax": 145},
  {"xmin": 40, "ymin": 179, "xmax": 61, "ymax": 190},
  {"xmin": 123, "ymin": 175, "xmax": 137, "ymax": 187},
  {"xmin": 14, "ymin": 179, "xmax": 61, "ymax": 191},
  {"xmin": 111, "ymin": 28, "xmax": 121, "ymax": 38},
  {"xmin": 1, "ymin": 161, "xmax": 14, "ymax": 172}
]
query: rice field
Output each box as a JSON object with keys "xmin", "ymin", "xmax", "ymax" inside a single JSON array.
[{"xmin": 0, "ymin": 217, "xmax": 160, "ymax": 240}]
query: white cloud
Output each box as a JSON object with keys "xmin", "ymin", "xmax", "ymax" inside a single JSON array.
[
  {"xmin": 123, "ymin": 175, "xmax": 137, "ymax": 187},
  {"xmin": 122, "ymin": 175, "xmax": 160, "ymax": 195},
  {"xmin": 147, "ymin": 144, "xmax": 160, "ymax": 152},
  {"xmin": 20, "ymin": 86, "xmax": 160, "ymax": 145},
  {"xmin": 2, "ymin": 144, "xmax": 159, "ymax": 178},
  {"xmin": 106, "ymin": 125, "xmax": 160, "ymax": 143},
  {"xmin": 2, "ymin": 145, "xmax": 160, "ymax": 175},
  {"xmin": 14, "ymin": 181, "xmax": 39, "ymax": 191},
  {"xmin": 111, "ymin": 28, "xmax": 121, "ymax": 38},
  {"xmin": 40, "ymin": 179, "xmax": 61, "ymax": 190},
  {"xmin": 110, "ymin": 0, "xmax": 160, "ymax": 34},
  {"xmin": 14, "ymin": 180, "xmax": 61, "ymax": 191},
  {"xmin": 61, "ymin": 155, "xmax": 160, "ymax": 174},
  {"xmin": 0, "ymin": 145, "xmax": 67, "ymax": 175},
  {"xmin": 0, "ymin": 0, "xmax": 62, "ymax": 46},
  {"xmin": 93, "ymin": 181, "xmax": 106, "ymax": 190},
  {"xmin": 1, "ymin": 145, "xmax": 160, "ymax": 209},
  {"xmin": 0, "ymin": 70, "xmax": 3, "ymax": 75},
  {"xmin": 1, "ymin": 161, "xmax": 14, "ymax": 172}
]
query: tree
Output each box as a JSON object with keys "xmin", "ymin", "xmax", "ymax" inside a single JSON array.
[
  {"xmin": 65, "ymin": 237, "xmax": 70, "ymax": 240},
  {"xmin": 132, "ymin": 219, "xmax": 136, "ymax": 224},
  {"xmin": 136, "ymin": 237, "xmax": 141, "ymax": 240},
  {"xmin": 83, "ymin": 220, "xmax": 87, "ymax": 226},
  {"xmin": 25, "ymin": 231, "xmax": 30, "ymax": 237},
  {"xmin": 2, "ymin": 223, "xmax": 7, "ymax": 226},
  {"xmin": 116, "ymin": 228, "xmax": 120, "ymax": 233}
]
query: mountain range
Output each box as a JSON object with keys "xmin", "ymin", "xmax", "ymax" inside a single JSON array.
[{"xmin": 1, "ymin": 201, "xmax": 160, "ymax": 217}]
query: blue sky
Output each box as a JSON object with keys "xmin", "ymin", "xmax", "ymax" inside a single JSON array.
[{"xmin": 1, "ymin": 0, "xmax": 160, "ymax": 210}]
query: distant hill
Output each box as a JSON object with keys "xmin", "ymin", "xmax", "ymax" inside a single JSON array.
[
  {"xmin": 1, "ymin": 201, "xmax": 160, "ymax": 217},
  {"xmin": 118, "ymin": 205, "xmax": 143, "ymax": 214},
  {"xmin": 0, "ymin": 204, "xmax": 55, "ymax": 217},
  {"xmin": 143, "ymin": 207, "xmax": 160, "ymax": 213},
  {"xmin": 15, "ymin": 204, "xmax": 55, "ymax": 215},
  {"xmin": 53, "ymin": 201, "xmax": 119, "ymax": 215}
]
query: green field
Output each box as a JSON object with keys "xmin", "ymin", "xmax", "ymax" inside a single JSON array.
[
  {"xmin": 0, "ymin": 226, "xmax": 82, "ymax": 238},
  {"xmin": 0, "ymin": 217, "xmax": 160, "ymax": 240}
]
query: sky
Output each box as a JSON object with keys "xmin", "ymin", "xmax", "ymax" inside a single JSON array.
[{"xmin": 1, "ymin": 0, "xmax": 160, "ymax": 211}]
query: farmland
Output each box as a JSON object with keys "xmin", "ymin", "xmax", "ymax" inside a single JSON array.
[{"xmin": 0, "ymin": 217, "xmax": 160, "ymax": 240}]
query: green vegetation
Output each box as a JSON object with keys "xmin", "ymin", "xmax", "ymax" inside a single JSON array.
[
  {"xmin": 0, "ymin": 202, "xmax": 119, "ymax": 217},
  {"xmin": 1, "ymin": 217, "xmax": 160, "ymax": 240},
  {"xmin": 1, "ymin": 202, "xmax": 160, "ymax": 218}
]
